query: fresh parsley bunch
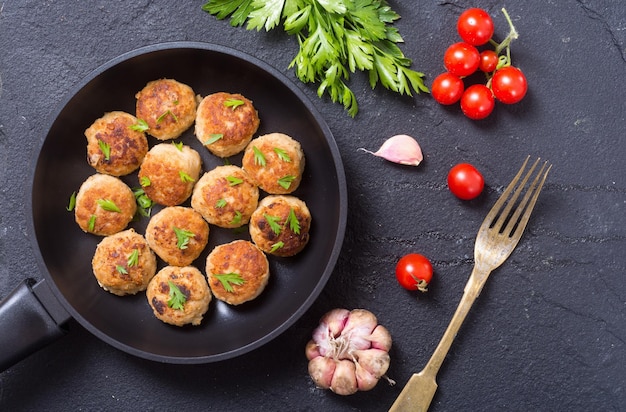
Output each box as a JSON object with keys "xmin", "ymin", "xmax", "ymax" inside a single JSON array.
[{"xmin": 202, "ymin": 0, "xmax": 428, "ymax": 116}]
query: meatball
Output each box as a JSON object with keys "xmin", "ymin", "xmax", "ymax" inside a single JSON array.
[
  {"xmin": 74, "ymin": 173, "xmax": 137, "ymax": 236},
  {"xmin": 206, "ymin": 240, "xmax": 270, "ymax": 305},
  {"xmin": 138, "ymin": 143, "xmax": 202, "ymax": 206},
  {"xmin": 249, "ymin": 195, "xmax": 311, "ymax": 257},
  {"xmin": 242, "ymin": 133, "xmax": 305, "ymax": 194},
  {"xmin": 84, "ymin": 111, "xmax": 148, "ymax": 176},
  {"xmin": 145, "ymin": 206, "xmax": 209, "ymax": 267},
  {"xmin": 146, "ymin": 265, "xmax": 212, "ymax": 326},
  {"xmin": 135, "ymin": 78, "xmax": 197, "ymax": 140},
  {"xmin": 190, "ymin": 165, "xmax": 259, "ymax": 229},
  {"xmin": 91, "ymin": 229, "xmax": 157, "ymax": 296},
  {"xmin": 195, "ymin": 92, "xmax": 260, "ymax": 158}
]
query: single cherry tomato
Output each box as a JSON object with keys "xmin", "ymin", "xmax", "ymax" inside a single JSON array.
[
  {"xmin": 457, "ymin": 8, "xmax": 495, "ymax": 46},
  {"xmin": 443, "ymin": 42, "xmax": 480, "ymax": 77},
  {"xmin": 447, "ymin": 163, "xmax": 485, "ymax": 200},
  {"xmin": 395, "ymin": 253, "xmax": 433, "ymax": 292},
  {"xmin": 431, "ymin": 72, "xmax": 464, "ymax": 105},
  {"xmin": 460, "ymin": 84, "xmax": 495, "ymax": 120},
  {"xmin": 491, "ymin": 66, "xmax": 528, "ymax": 104},
  {"xmin": 479, "ymin": 50, "xmax": 499, "ymax": 73}
]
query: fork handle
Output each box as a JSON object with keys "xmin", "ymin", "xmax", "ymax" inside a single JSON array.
[{"xmin": 422, "ymin": 264, "xmax": 492, "ymax": 378}]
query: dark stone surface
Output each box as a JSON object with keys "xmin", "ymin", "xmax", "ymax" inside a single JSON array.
[{"xmin": 0, "ymin": 1, "xmax": 625, "ymax": 411}]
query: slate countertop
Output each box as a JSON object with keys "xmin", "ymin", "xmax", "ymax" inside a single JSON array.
[{"xmin": 0, "ymin": 1, "xmax": 624, "ymax": 411}]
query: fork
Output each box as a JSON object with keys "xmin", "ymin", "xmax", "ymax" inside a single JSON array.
[{"xmin": 389, "ymin": 156, "xmax": 551, "ymax": 412}]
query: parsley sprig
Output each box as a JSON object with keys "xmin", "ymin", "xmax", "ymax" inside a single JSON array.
[
  {"xmin": 202, "ymin": 0, "xmax": 428, "ymax": 116},
  {"xmin": 167, "ymin": 281, "xmax": 187, "ymax": 310},
  {"xmin": 214, "ymin": 272, "xmax": 246, "ymax": 292}
]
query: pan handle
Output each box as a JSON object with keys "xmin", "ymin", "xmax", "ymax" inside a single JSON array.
[{"xmin": 0, "ymin": 278, "xmax": 71, "ymax": 372}]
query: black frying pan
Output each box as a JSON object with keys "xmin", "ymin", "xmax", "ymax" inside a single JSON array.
[{"xmin": 0, "ymin": 42, "xmax": 347, "ymax": 370}]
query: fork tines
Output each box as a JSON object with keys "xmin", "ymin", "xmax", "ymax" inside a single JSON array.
[{"xmin": 487, "ymin": 156, "xmax": 552, "ymax": 238}]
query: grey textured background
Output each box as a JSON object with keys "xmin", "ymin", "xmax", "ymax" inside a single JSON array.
[{"xmin": 1, "ymin": 1, "xmax": 625, "ymax": 411}]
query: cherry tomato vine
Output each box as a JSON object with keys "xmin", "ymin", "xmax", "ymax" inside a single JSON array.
[{"xmin": 432, "ymin": 8, "xmax": 528, "ymax": 119}]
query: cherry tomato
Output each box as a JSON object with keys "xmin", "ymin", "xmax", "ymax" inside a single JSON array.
[
  {"xmin": 443, "ymin": 42, "xmax": 480, "ymax": 77},
  {"xmin": 479, "ymin": 50, "xmax": 498, "ymax": 73},
  {"xmin": 491, "ymin": 66, "xmax": 528, "ymax": 104},
  {"xmin": 457, "ymin": 8, "xmax": 494, "ymax": 46},
  {"xmin": 447, "ymin": 163, "xmax": 485, "ymax": 200},
  {"xmin": 460, "ymin": 84, "xmax": 495, "ymax": 120},
  {"xmin": 395, "ymin": 253, "xmax": 433, "ymax": 292},
  {"xmin": 431, "ymin": 72, "xmax": 464, "ymax": 105}
]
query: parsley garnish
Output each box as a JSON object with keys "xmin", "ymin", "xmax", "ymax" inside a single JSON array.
[
  {"xmin": 226, "ymin": 175, "xmax": 243, "ymax": 186},
  {"xmin": 274, "ymin": 147, "xmax": 291, "ymax": 162},
  {"xmin": 215, "ymin": 198, "xmax": 227, "ymax": 208},
  {"xmin": 214, "ymin": 272, "xmax": 246, "ymax": 292},
  {"xmin": 253, "ymin": 146, "xmax": 266, "ymax": 166},
  {"xmin": 264, "ymin": 214, "xmax": 282, "ymax": 235},
  {"xmin": 179, "ymin": 171, "xmax": 195, "ymax": 183},
  {"xmin": 98, "ymin": 140, "xmax": 111, "ymax": 161},
  {"xmin": 97, "ymin": 199, "xmax": 121, "ymax": 213},
  {"xmin": 172, "ymin": 141, "xmax": 184, "ymax": 151},
  {"xmin": 202, "ymin": 0, "xmax": 428, "ymax": 117},
  {"xmin": 116, "ymin": 265, "xmax": 128, "ymax": 275},
  {"xmin": 277, "ymin": 175, "xmax": 296, "ymax": 190},
  {"xmin": 287, "ymin": 208, "xmax": 301, "ymax": 234},
  {"xmin": 157, "ymin": 109, "xmax": 178, "ymax": 123},
  {"xmin": 230, "ymin": 210, "xmax": 242, "ymax": 226},
  {"xmin": 167, "ymin": 281, "xmax": 187, "ymax": 310},
  {"xmin": 88, "ymin": 215, "xmax": 97, "ymax": 232},
  {"xmin": 224, "ymin": 98, "xmax": 245, "ymax": 110},
  {"xmin": 140, "ymin": 176, "xmax": 151, "ymax": 187},
  {"xmin": 173, "ymin": 227, "xmax": 195, "ymax": 250},
  {"xmin": 133, "ymin": 188, "xmax": 153, "ymax": 217},
  {"xmin": 67, "ymin": 192, "xmax": 76, "ymax": 211},
  {"xmin": 127, "ymin": 249, "xmax": 139, "ymax": 267},
  {"xmin": 204, "ymin": 134, "xmax": 224, "ymax": 145},
  {"xmin": 270, "ymin": 241, "xmax": 284, "ymax": 252},
  {"xmin": 130, "ymin": 119, "xmax": 149, "ymax": 132}
]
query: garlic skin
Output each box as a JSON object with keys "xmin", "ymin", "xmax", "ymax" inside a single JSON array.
[
  {"xmin": 306, "ymin": 308, "xmax": 393, "ymax": 395},
  {"xmin": 359, "ymin": 134, "xmax": 423, "ymax": 166}
]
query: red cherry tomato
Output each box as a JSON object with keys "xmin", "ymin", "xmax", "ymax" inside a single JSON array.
[
  {"xmin": 457, "ymin": 8, "xmax": 494, "ymax": 46},
  {"xmin": 395, "ymin": 254, "xmax": 433, "ymax": 292},
  {"xmin": 443, "ymin": 42, "xmax": 480, "ymax": 77},
  {"xmin": 460, "ymin": 84, "xmax": 495, "ymax": 120},
  {"xmin": 447, "ymin": 163, "xmax": 485, "ymax": 200},
  {"xmin": 491, "ymin": 66, "xmax": 528, "ymax": 104},
  {"xmin": 431, "ymin": 72, "xmax": 464, "ymax": 105},
  {"xmin": 479, "ymin": 50, "xmax": 498, "ymax": 73}
]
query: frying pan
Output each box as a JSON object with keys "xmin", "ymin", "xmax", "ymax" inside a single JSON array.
[{"xmin": 0, "ymin": 42, "xmax": 347, "ymax": 371}]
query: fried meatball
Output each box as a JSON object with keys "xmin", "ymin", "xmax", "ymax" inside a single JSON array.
[
  {"xmin": 135, "ymin": 78, "xmax": 197, "ymax": 140},
  {"xmin": 190, "ymin": 165, "xmax": 259, "ymax": 229},
  {"xmin": 91, "ymin": 229, "xmax": 157, "ymax": 296},
  {"xmin": 195, "ymin": 92, "xmax": 260, "ymax": 158},
  {"xmin": 146, "ymin": 265, "xmax": 211, "ymax": 326},
  {"xmin": 84, "ymin": 111, "xmax": 148, "ymax": 176},
  {"xmin": 138, "ymin": 143, "xmax": 202, "ymax": 206},
  {"xmin": 242, "ymin": 133, "xmax": 305, "ymax": 194},
  {"xmin": 206, "ymin": 240, "xmax": 270, "ymax": 305},
  {"xmin": 249, "ymin": 195, "xmax": 311, "ymax": 257},
  {"xmin": 145, "ymin": 206, "xmax": 209, "ymax": 267},
  {"xmin": 74, "ymin": 173, "xmax": 137, "ymax": 236}
]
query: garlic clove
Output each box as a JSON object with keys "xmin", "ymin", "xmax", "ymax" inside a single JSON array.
[
  {"xmin": 330, "ymin": 360, "xmax": 358, "ymax": 396},
  {"xmin": 368, "ymin": 324, "xmax": 393, "ymax": 352},
  {"xmin": 308, "ymin": 356, "xmax": 335, "ymax": 389},
  {"xmin": 358, "ymin": 134, "xmax": 424, "ymax": 166}
]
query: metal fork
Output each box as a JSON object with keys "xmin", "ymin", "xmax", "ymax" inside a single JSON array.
[{"xmin": 389, "ymin": 157, "xmax": 551, "ymax": 412}]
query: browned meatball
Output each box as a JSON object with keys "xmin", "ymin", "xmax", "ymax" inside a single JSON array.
[
  {"xmin": 74, "ymin": 173, "xmax": 137, "ymax": 236},
  {"xmin": 138, "ymin": 143, "xmax": 202, "ymax": 206},
  {"xmin": 249, "ymin": 195, "xmax": 311, "ymax": 257},
  {"xmin": 190, "ymin": 165, "xmax": 259, "ymax": 229},
  {"xmin": 195, "ymin": 92, "xmax": 260, "ymax": 158},
  {"xmin": 205, "ymin": 240, "xmax": 269, "ymax": 305},
  {"xmin": 91, "ymin": 229, "xmax": 157, "ymax": 296},
  {"xmin": 242, "ymin": 133, "xmax": 305, "ymax": 194},
  {"xmin": 146, "ymin": 266, "xmax": 212, "ymax": 326},
  {"xmin": 85, "ymin": 111, "xmax": 148, "ymax": 176},
  {"xmin": 145, "ymin": 206, "xmax": 209, "ymax": 267},
  {"xmin": 135, "ymin": 79, "xmax": 197, "ymax": 140}
]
